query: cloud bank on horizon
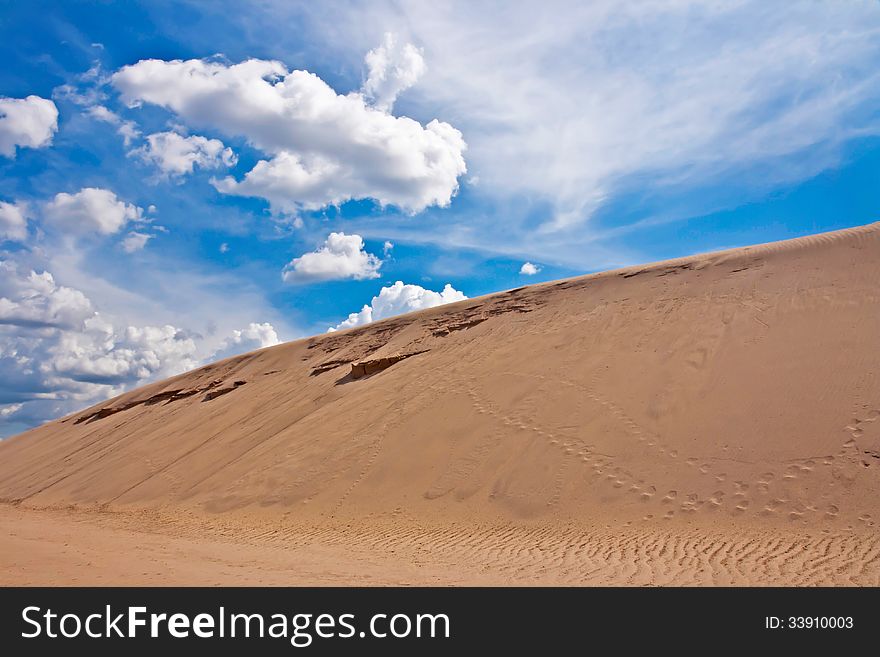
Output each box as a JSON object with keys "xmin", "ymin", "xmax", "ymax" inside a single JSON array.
[
  {"xmin": 330, "ymin": 280, "xmax": 467, "ymax": 332},
  {"xmin": 2, "ymin": 0, "xmax": 880, "ymax": 435}
]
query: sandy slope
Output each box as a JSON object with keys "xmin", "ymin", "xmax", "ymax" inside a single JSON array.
[{"xmin": 2, "ymin": 223, "xmax": 879, "ymax": 585}]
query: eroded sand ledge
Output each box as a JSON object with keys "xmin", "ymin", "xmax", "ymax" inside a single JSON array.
[{"xmin": 2, "ymin": 223, "xmax": 880, "ymax": 585}]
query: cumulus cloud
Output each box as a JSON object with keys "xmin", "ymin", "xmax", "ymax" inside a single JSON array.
[
  {"xmin": 282, "ymin": 232, "xmax": 382, "ymax": 283},
  {"xmin": 47, "ymin": 317, "xmax": 200, "ymax": 386},
  {"xmin": 330, "ymin": 280, "xmax": 466, "ymax": 331},
  {"xmin": 0, "ymin": 260, "xmax": 197, "ymax": 424},
  {"xmin": 210, "ymin": 322, "xmax": 280, "ymax": 361},
  {"xmin": 0, "ymin": 258, "xmax": 281, "ymax": 436},
  {"xmin": 111, "ymin": 52, "xmax": 466, "ymax": 215},
  {"xmin": 362, "ymin": 32, "xmax": 426, "ymax": 111},
  {"xmin": 0, "ymin": 95, "xmax": 59, "ymax": 157},
  {"xmin": 43, "ymin": 187, "xmax": 143, "ymax": 235},
  {"xmin": 519, "ymin": 262, "xmax": 540, "ymax": 275},
  {"xmin": 229, "ymin": 322, "xmax": 279, "ymax": 350},
  {"xmin": 0, "ymin": 261, "xmax": 94, "ymax": 329},
  {"xmin": 0, "ymin": 260, "xmax": 196, "ymax": 384},
  {"xmin": 0, "ymin": 201, "xmax": 29, "ymax": 241},
  {"xmin": 133, "ymin": 131, "xmax": 236, "ymax": 178}
]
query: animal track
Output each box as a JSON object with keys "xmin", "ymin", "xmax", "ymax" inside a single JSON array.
[{"xmin": 445, "ymin": 368, "xmax": 874, "ymax": 523}]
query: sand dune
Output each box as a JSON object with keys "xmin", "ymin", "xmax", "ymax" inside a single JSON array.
[{"xmin": 2, "ymin": 223, "xmax": 880, "ymax": 585}]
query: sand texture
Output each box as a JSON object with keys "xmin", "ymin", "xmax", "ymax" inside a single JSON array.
[{"xmin": 2, "ymin": 223, "xmax": 880, "ymax": 585}]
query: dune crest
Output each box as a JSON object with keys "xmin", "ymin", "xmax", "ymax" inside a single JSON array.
[{"xmin": 2, "ymin": 223, "xmax": 880, "ymax": 585}]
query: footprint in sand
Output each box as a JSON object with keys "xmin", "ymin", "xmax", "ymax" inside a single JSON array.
[
  {"xmin": 708, "ymin": 491, "xmax": 724, "ymax": 508},
  {"xmin": 755, "ymin": 472, "xmax": 775, "ymax": 493},
  {"xmin": 679, "ymin": 493, "xmax": 702, "ymax": 514}
]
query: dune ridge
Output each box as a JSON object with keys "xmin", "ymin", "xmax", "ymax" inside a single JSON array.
[{"xmin": 2, "ymin": 222, "xmax": 879, "ymax": 585}]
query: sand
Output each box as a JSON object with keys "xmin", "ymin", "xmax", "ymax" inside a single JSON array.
[{"xmin": 2, "ymin": 222, "xmax": 879, "ymax": 586}]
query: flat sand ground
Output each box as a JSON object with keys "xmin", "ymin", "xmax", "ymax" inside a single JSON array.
[
  {"xmin": 3, "ymin": 505, "xmax": 878, "ymax": 585},
  {"xmin": 2, "ymin": 224, "xmax": 879, "ymax": 586}
]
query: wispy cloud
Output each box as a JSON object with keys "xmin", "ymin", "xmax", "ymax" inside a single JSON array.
[{"xmin": 238, "ymin": 0, "xmax": 880, "ymax": 238}]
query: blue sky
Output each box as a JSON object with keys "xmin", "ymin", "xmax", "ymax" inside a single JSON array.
[{"xmin": 1, "ymin": 0, "xmax": 879, "ymax": 436}]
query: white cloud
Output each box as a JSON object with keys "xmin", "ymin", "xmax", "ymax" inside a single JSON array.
[
  {"xmin": 0, "ymin": 261, "xmax": 139, "ymax": 425},
  {"xmin": 47, "ymin": 318, "xmax": 201, "ymax": 385},
  {"xmin": 282, "ymin": 1, "xmax": 880, "ymax": 234},
  {"xmin": 519, "ymin": 262, "xmax": 540, "ymax": 275},
  {"xmin": 330, "ymin": 280, "xmax": 466, "ymax": 331},
  {"xmin": 0, "ymin": 257, "xmax": 285, "ymax": 436},
  {"xmin": 53, "ymin": 65, "xmax": 142, "ymax": 147},
  {"xmin": 111, "ymin": 53, "xmax": 466, "ymax": 215},
  {"xmin": 0, "ymin": 201, "xmax": 29, "ymax": 241},
  {"xmin": 219, "ymin": 242, "xmax": 229, "ymax": 253},
  {"xmin": 86, "ymin": 105, "xmax": 117, "ymax": 122},
  {"xmin": 0, "ymin": 260, "xmax": 94, "ymax": 329},
  {"xmin": 383, "ymin": 240, "xmax": 394, "ymax": 255},
  {"xmin": 282, "ymin": 232, "xmax": 382, "ymax": 283},
  {"xmin": 0, "ymin": 403, "xmax": 22, "ymax": 418},
  {"xmin": 0, "ymin": 95, "xmax": 59, "ymax": 157},
  {"xmin": 133, "ymin": 131, "xmax": 236, "ymax": 178},
  {"xmin": 232, "ymin": 322, "xmax": 279, "ymax": 349},
  {"xmin": 86, "ymin": 105, "xmax": 141, "ymax": 146},
  {"xmin": 121, "ymin": 231, "xmax": 154, "ymax": 253},
  {"xmin": 362, "ymin": 32, "xmax": 426, "ymax": 111},
  {"xmin": 43, "ymin": 187, "xmax": 143, "ymax": 235},
  {"xmin": 210, "ymin": 322, "xmax": 280, "ymax": 361}
]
